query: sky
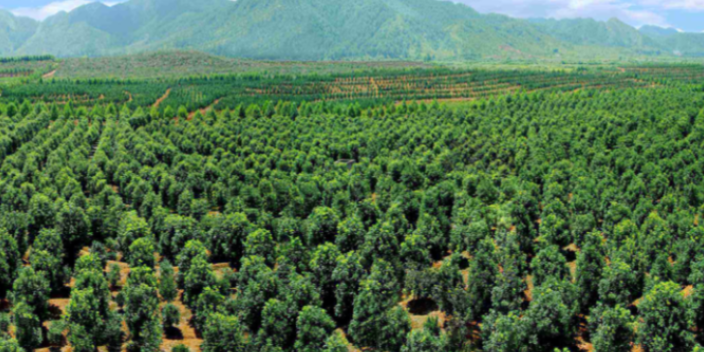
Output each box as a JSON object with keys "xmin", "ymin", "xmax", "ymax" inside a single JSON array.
[{"xmin": 1, "ymin": 0, "xmax": 703, "ymax": 32}]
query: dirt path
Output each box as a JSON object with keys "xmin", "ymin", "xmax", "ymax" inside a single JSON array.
[
  {"xmin": 152, "ymin": 88, "xmax": 172, "ymax": 109},
  {"xmin": 43, "ymin": 70, "xmax": 57, "ymax": 79},
  {"xmin": 188, "ymin": 99, "xmax": 221, "ymax": 120}
]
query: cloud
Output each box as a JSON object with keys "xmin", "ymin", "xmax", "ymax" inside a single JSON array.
[
  {"xmin": 11, "ymin": 0, "xmax": 125, "ymax": 21},
  {"xmin": 452, "ymin": 0, "xmax": 672, "ymax": 27}
]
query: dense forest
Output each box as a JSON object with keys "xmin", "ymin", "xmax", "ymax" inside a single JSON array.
[{"xmin": 1, "ymin": 57, "xmax": 704, "ymax": 352}]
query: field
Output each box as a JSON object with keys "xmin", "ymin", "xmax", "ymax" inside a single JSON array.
[{"xmin": 1, "ymin": 52, "xmax": 704, "ymax": 352}]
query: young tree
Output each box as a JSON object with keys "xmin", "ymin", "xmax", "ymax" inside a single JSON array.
[
  {"xmin": 310, "ymin": 243, "xmax": 342, "ymax": 312},
  {"xmin": 12, "ymin": 302, "xmax": 42, "ymax": 352},
  {"xmin": 401, "ymin": 317, "xmax": 448, "ymax": 352},
  {"xmin": 244, "ymin": 229, "xmax": 276, "ymax": 266},
  {"xmin": 159, "ymin": 259, "xmax": 178, "ymax": 302},
  {"xmin": 575, "ymin": 231, "xmax": 605, "ymax": 313},
  {"xmin": 481, "ymin": 311, "xmax": 526, "ymax": 352},
  {"xmin": 124, "ymin": 267, "xmax": 162, "ymax": 351},
  {"xmin": 294, "ymin": 306, "xmax": 336, "ymax": 352},
  {"xmin": 467, "ymin": 237, "xmax": 499, "ymax": 320},
  {"xmin": 590, "ymin": 305, "xmax": 634, "ymax": 352},
  {"xmin": 524, "ymin": 278, "xmax": 577, "ymax": 351},
  {"xmin": 29, "ymin": 229, "xmax": 65, "ymax": 291},
  {"xmin": 11, "ymin": 267, "xmax": 50, "ymax": 319},
  {"xmin": 637, "ymin": 281, "xmax": 693, "ymax": 352},
  {"xmin": 201, "ymin": 313, "xmax": 246, "ymax": 352},
  {"xmin": 162, "ymin": 303, "xmax": 181, "ymax": 330},
  {"xmin": 306, "ymin": 207, "xmax": 340, "ymax": 246},
  {"xmin": 0, "ymin": 230, "xmax": 20, "ymax": 298},
  {"xmin": 183, "ymin": 255, "xmax": 217, "ymax": 307},
  {"xmin": 530, "ymin": 244, "xmax": 569, "ymax": 287},
  {"xmin": 128, "ymin": 237, "xmax": 156, "ymax": 268}
]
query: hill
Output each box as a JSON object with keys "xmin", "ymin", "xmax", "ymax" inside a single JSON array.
[{"xmin": 1, "ymin": 0, "xmax": 704, "ymax": 60}]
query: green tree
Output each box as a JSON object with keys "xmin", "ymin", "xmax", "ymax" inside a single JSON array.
[
  {"xmin": 530, "ymin": 244, "xmax": 569, "ymax": 287},
  {"xmin": 162, "ymin": 303, "xmax": 180, "ymax": 330},
  {"xmin": 201, "ymin": 313, "xmax": 246, "ymax": 352},
  {"xmin": 12, "ymin": 303, "xmax": 42, "ymax": 352},
  {"xmin": 590, "ymin": 305, "xmax": 634, "ymax": 352},
  {"xmin": 575, "ymin": 231, "xmax": 605, "ymax": 312},
  {"xmin": 294, "ymin": 306, "xmax": 336, "ymax": 352},
  {"xmin": 128, "ymin": 237, "xmax": 156, "ymax": 268},
  {"xmin": 159, "ymin": 259, "xmax": 178, "ymax": 302},
  {"xmin": 637, "ymin": 281, "xmax": 693, "ymax": 352},
  {"xmin": 0, "ymin": 230, "xmax": 20, "ymax": 298},
  {"xmin": 11, "ymin": 267, "xmax": 50, "ymax": 319}
]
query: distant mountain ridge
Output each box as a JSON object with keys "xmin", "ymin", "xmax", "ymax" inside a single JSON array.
[{"xmin": 1, "ymin": 0, "xmax": 703, "ymax": 60}]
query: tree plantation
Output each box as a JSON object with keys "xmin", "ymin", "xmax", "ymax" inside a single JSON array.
[{"xmin": 0, "ymin": 58, "xmax": 704, "ymax": 352}]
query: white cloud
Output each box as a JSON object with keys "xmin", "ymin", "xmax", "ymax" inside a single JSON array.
[
  {"xmin": 452, "ymin": 0, "xmax": 671, "ymax": 28},
  {"xmin": 11, "ymin": 0, "xmax": 125, "ymax": 21}
]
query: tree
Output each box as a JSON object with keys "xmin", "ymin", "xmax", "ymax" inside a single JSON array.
[
  {"xmin": 257, "ymin": 299, "xmax": 297, "ymax": 349},
  {"xmin": 590, "ymin": 305, "xmax": 634, "ymax": 352},
  {"xmin": 201, "ymin": 313, "xmax": 246, "ymax": 352},
  {"xmin": 481, "ymin": 311, "xmax": 526, "ymax": 352},
  {"xmin": 11, "ymin": 267, "xmax": 50, "ymax": 319},
  {"xmin": 349, "ymin": 261, "xmax": 406, "ymax": 350},
  {"xmin": 323, "ymin": 331, "xmax": 348, "ymax": 352},
  {"xmin": 637, "ymin": 281, "xmax": 693, "ymax": 352},
  {"xmin": 162, "ymin": 303, "xmax": 180, "ymax": 330},
  {"xmin": 307, "ymin": 207, "xmax": 340, "ymax": 246},
  {"xmin": 183, "ymin": 255, "xmax": 217, "ymax": 307},
  {"xmin": 124, "ymin": 267, "xmax": 162, "ymax": 351},
  {"xmin": 176, "ymin": 240, "xmax": 208, "ymax": 288},
  {"xmin": 310, "ymin": 243, "xmax": 342, "ymax": 312},
  {"xmin": 12, "ymin": 303, "xmax": 42, "ymax": 352},
  {"xmin": 0, "ymin": 230, "xmax": 20, "ymax": 298},
  {"xmin": 332, "ymin": 251, "xmax": 365, "ymax": 323},
  {"xmin": 159, "ymin": 259, "xmax": 178, "ymax": 302},
  {"xmin": 244, "ymin": 229, "xmax": 276, "ymax": 266},
  {"xmin": 530, "ymin": 245, "xmax": 569, "ymax": 287},
  {"xmin": 598, "ymin": 258, "xmax": 638, "ymax": 307},
  {"xmin": 30, "ymin": 248, "xmax": 66, "ymax": 293},
  {"xmin": 467, "ymin": 237, "xmax": 499, "ymax": 320},
  {"xmin": 524, "ymin": 278, "xmax": 577, "ymax": 351},
  {"xmin": 117, "ymin": 212, "xmax": 151, "ymax": 257},
  {"xmin": 128, "ymin": 237, "xmax": 156, "ymax": 268},
  {"xmin": 55, "ymin": 200, "xmax": 91, "ymax": 255},
  {"xmin": 294, "ymin": 306, "xmax": 336, "ymax": 352},
  {"xmin": 575, "ymin": 231, "xmax": 605, "ymax": 313},
  {"xmin": 402, "ymin": 317, "xmax": 447, "ymax": 352},
  {"xmin": 400, "ymin": 232, "xmax": 432, "ymax": 271},
  {"xmin": 0, "ymin": 337, "xmax": 23, "ymax": 352},
  {"xmin": 206, "ymin": 212, "xmax": 251, "ymax": 264}
]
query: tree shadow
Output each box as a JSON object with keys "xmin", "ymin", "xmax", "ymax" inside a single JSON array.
[
  {"xmin": 165, "ymin": 327, "xmax": 184, "ymax": 340},
  {"xmin": 407, "ymin": 298, "xmax": 439, "ymax": 316}
]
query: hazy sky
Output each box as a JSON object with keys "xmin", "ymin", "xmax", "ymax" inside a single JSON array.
[{"xmin": 1, "ymin": 0, "xmax": 703, "ymax": 32}]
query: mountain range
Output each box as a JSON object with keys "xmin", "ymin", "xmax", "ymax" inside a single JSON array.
[{"xmin": 0, "ymin": 0, "xmax": 703, "ymax": 61}]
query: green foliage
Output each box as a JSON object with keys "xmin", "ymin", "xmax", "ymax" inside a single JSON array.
[
  {"xmin": 202, "ymin": 313, "xmax": 246, "ymax": 352},
  {"xmin": 637, "ymin": 281, "xmax": 693, "ymax": 352},
  {"xmin": 11, "ymin": 267, "xmax": 50, "ymax": 319},
  {"xmin": 0, "ymin": 230, "xmax": 20, "ymax": 298},
  {"xmin": 162, "ymin": 303, "xmax": 180, "ymax": 329},
  {"xmin": 590, "ymin": 305, "xmax": 634, "ymax": 352},
  {"xmin": 294, "ymin": 306, "xmax": 336, "ymax": 352},
  {"xmin": 159, "ymin": 259, "xmax": 178, "ymax": 302}
]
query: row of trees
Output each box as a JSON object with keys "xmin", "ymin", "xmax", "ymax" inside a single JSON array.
[{"xmin": 1, "ymin": 82, "xmax": 704, "ymax": 352}]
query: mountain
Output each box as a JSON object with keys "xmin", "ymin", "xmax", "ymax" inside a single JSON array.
[
  {"xmin": 1, "ymin": 0, "xmax": 704, "ymax": 60},
  {"xmin": 0, "ymin": 10, "xmax": 38, "ymax": 56}
]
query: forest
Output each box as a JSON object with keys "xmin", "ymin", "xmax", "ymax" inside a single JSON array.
[{"xmin": 0, "ymin": 56, "xmax": 704, "ymax": 352}]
